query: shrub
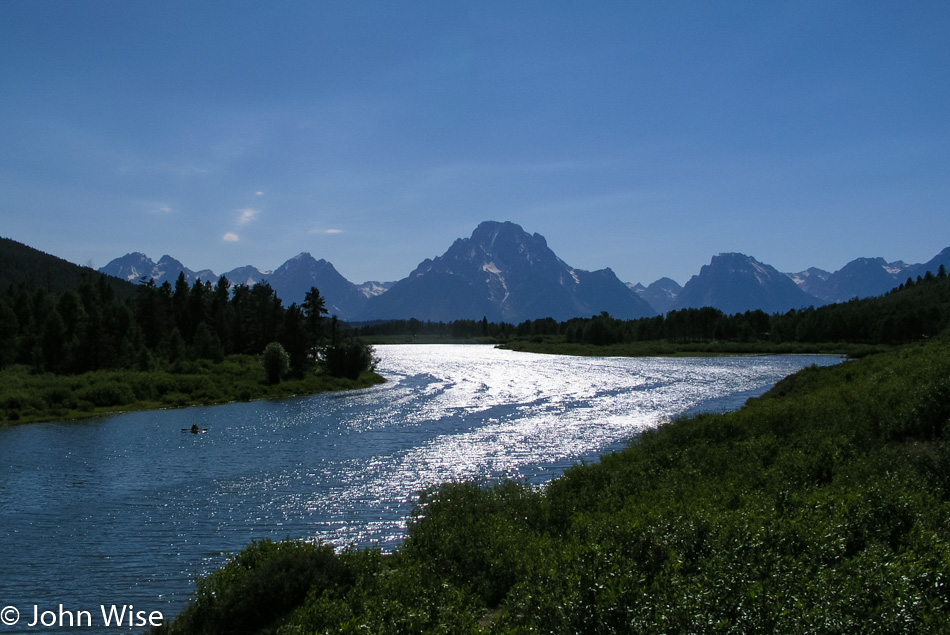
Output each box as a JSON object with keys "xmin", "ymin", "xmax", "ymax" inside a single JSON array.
[
  {"xmin": 75, "ymin": 382, "xmax": 135, "ymax": 407},
  {"xmin": 320, "ymin": 339, "xmax": 376, "ymax": 380},
  {"xmin": 262, "ymin": 342, "xmax": 290, "ymax": 385},
  {"xmin": 166, "ymin": 540, "xmax": 350, "ymax": 635}
]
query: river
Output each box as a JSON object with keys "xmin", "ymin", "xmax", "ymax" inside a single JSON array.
[{"xmin": 0, "ymin": 345, "xmax": 841, "ymax": 633}]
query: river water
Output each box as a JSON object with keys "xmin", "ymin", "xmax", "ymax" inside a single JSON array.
[{"xmin": 0, "ymin": 345, "xmax": 841, "ymax": 633}]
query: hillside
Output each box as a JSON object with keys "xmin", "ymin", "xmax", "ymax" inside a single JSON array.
[{"xmin": 0, "ymin": 237, "xmax": 135, "ymax": 299}]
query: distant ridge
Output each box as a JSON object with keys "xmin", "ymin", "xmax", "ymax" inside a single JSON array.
[
  {"xmin": 92, "ymin": 227, "xmax": 950, "ymax": 320},
  {"xmin": 99, "ymin": 251, "xmax": 368, "ymax": 319}
]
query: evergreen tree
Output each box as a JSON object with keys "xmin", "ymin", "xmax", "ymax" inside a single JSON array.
[
  {"xmin": 193, "ymin": 322, "xmax": 225, "ymax": 362},
  {"xmin": 279, "ymin": 304, "xmax": 311, "ymax": 377},
  {"xmin": 302, "ymin": 287, "xmax": 328, "ymax": 341},
  {"xmin": 0, "ymin": 299, "xmax": 17, "ymax": 369}
]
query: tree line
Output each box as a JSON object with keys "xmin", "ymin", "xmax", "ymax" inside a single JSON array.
[
  {"xmin": 354, "ymin": 266, "xmax": 950, "ymax": 348},
  {"xmin": 0, "ymin": 272, "xmax": 375, "ymax": 380},
  {"xmin": 519, "ymin": 267, "xmax": 948, "ymax": 347}
]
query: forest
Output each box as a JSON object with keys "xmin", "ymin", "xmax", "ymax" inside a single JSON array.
[
  {"xmin": 0, "ymin": 271, "xmax": 376, "ymax": 377},
  {"xmin": 0, "ymin": 242, "xmax": 379, "ymax": 424}
]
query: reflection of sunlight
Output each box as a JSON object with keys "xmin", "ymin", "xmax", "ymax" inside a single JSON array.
[{"xmin": 291, "ymin": 345, "xmax": 840, "ymax": 549}]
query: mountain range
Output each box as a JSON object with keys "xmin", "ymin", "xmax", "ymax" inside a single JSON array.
[{"xmin": 98, "ymin": 221, "xmax": 950, "ymax": 322}]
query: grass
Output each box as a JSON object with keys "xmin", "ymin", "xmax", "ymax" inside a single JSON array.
[
  {"xmin": 153, "ymin": 334, "xmax": 950, "ymax": 633},
  {"xmin": 498, "ymin": 337, "xmax": 891, "ymax": 358},
  {"xmin": 0, "ymin": 356, "xmax": 385, "ymax": 425}
]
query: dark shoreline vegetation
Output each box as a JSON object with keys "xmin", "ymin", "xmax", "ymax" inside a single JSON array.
[
  {"xmin": 1, "ymin": 262, "xmax": 380, "ymax": 424},
  {"xmin": 149, "ymin": 272, "xmax": 950, "ymax": 633},
  {"xmin": 0, "ymin": 360, "xmax": 384, "ymax": 425},
  {"xmin": 355, "ymin": 266, "xmax": 949, "ymax": 358}
]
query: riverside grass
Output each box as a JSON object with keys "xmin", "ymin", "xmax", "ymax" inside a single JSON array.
[
  {"xmin": 154, "ymin": 335, "xmax": 950, "ymax": 634},
  {"xmin": 0, "ymin": 355, "xmax": 384, "ymax": 424}
]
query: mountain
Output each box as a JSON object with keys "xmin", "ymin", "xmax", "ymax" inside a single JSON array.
[
  {"xmin": 908, "ymin": 246, "xmax": 950, "ymax": 281},
  {"xmin": 267, "ymin": 253, "xmax": 368, "ymax": 317},
  {"xmin": 786, "ymin": 267, "xmax": 831, "ymax": 299},
  {"xmin": 673, "ymin": 253, "xmax": 823, "ymax": 315},
  {"xmin": 96, "ymin": 235, "xmax": 950, "ymax": 323},
  {"xmin": 100, "ymin": 253, "xmax": 218, "ymax": 287},
  {"xmin": 787, "ymin": 248, "xmax": 950, "ymax": 305},
  {"xmin": 630, "ymin": 277, "xmax": 683, "ymax": 314},
  {"xmin": 99, "ymin": 252, "xmax": 367, "ymax": 319},
  {"xmin": 800, "ymin": 257, "xmax": 909, "ymax": 304},
  {"xmin": 356, "ymin": 280, "xmax": 395, "ymax": 298},
  {"xmin": 219, "ymin": 264, "xmax": 270, "ymax": 287},
  {"xmin": 357, "ymin": 221, "xmax": 656, "ymax": 322}
]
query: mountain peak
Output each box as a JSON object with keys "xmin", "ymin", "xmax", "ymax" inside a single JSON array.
[
  {"xmin": 674, "ymin": 253, "xmax": 820, "ymax": 314},
  {"xmin": 359, "ymin": 221, "xmax": 655, "ymax": 322}
]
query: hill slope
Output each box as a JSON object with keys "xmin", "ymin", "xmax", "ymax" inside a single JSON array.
[{"xmin": 1, "ymin": 237, "xmax": 135, "ymax": 299}]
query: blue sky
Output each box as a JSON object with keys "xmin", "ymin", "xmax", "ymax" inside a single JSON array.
[{"xmin": 1, "ymin": 2, "xmax": 948, "ymax": 286}]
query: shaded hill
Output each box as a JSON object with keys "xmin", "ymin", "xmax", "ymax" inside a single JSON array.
[{"xmin": 1, "ymin": 237, "xmax": 135, "ymax": 299}]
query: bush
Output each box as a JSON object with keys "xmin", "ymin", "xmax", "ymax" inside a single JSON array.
[
  {"xmin": 75, "ymin": 381, "xmax": 135, "ymax": 407},
  {"xmin": 320, "ymin": 339, "xmax": 376, "ymax": 380},
  {"xmin": 164, "ymin": 540, "xmax": 350, "ymax": 635},
  {"xmin": 262, "ymin": 342, "xmax": 290, "ymax": 385}
]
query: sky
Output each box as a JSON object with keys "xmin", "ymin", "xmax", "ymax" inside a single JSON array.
[{"xmin": 1, "ymin": 2, "xmax": 949, "ymax": 286}]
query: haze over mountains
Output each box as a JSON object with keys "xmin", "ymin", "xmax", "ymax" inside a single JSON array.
[{"xmin": 98, "ymin": 221, "xmax": 950, "ymax": 323}]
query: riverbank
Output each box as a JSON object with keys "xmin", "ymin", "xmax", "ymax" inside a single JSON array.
[
  {"xmin": 155, "ymin": 335, "xmax": 950, "ymax": 633},
  {"xmin": 497, "ymin": 337, "xmax": 889, "ymax": 358},
  {"xmin": 0, "ymin": 356, "xmax": 385, "ymax": 425}
]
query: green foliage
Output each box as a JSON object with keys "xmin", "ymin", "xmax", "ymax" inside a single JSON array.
[
  {"xmin": 403, "ymin": 480, "xmax": 546, "ymax": 607},
  {"xmin": 262, "ymin": 341, "xmax": 290, "ymax": 384},
  {"xmin": 163, "ymin": 540, "xmax": 351, "ymax": 635},
  {"xmin": 319, "ymin": 338, "xmax": 377, "ymax": 379},
  {"xmin": 0, "ymin": 356, "xmax": 384, "ymax": 424},
  {"xmin": 500, "ymin": 271, "xmax": 950, "ymax": 355}
]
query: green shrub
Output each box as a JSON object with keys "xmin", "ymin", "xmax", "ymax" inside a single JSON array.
[
  {"xmin": 167, "ymin": 540, "xmax": 350, "ymax": 635},
  {"xmin": 262, "ymin": 342, "xmax": 290, "ymax": 385},
  {"xmin": 320, "ymin": 339, "xmax": 376, "ymax": 380},
  {"xmin": 75, "ymin": 382, "xmax": 135, "ymax": 407}
]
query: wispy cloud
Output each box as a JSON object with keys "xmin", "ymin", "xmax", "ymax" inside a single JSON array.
[
  {"xmin": 223, "ymin": 232, "xmax": 240, "ymax": 242},
  {"xmin": 309, "ymin": 227, "xmax": 343, "ymax": 235},
  {"xmin": 148, "ymin": 205, "xmax": 173, "ymax": 215},
  {"xmin": 237, "ymin": 208, "xmax": 259, "ymax": 225}
]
